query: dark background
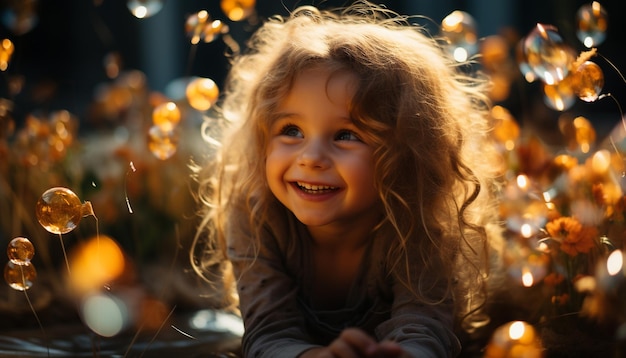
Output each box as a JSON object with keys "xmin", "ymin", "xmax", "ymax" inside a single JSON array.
[{"xmin": 1, "ymin": 0, "xmax": 625, "ymax": 139}]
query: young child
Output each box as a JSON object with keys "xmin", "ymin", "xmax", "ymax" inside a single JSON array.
[{"xmin": 192, "ymin": 1, "xmax": 502, "ymax": 357}]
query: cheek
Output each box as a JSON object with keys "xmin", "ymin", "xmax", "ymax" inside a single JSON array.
[{"xmin": 265, "ymin": 147, "xmax": 286, "ymax": 186}]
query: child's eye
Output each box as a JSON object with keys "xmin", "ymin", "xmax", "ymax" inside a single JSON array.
[
  {"xmin": 336, "ymin": 130, "xmax": 361, "ymax": 142},
  {"xmin": 279, "ymin": 124, "xmax": 303, "ymax": 138}
]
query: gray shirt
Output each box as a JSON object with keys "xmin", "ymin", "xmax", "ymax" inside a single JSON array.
[{"xmin": 226, "ymin": 202, "xmax": 461, "ymax": 358}]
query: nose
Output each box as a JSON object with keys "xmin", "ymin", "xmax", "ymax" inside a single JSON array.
[{"xmin": 297, "ymin": 138, "xmax": 330, "ymax": 169}]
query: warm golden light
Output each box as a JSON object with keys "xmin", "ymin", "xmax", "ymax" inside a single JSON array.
[
  {"xmin": 591, "ymin": 150, "xmax": 611, "ymax": 175},
  {"xmin": 516, "ymin": 174, "xmax": 529, "ymax": 190},
  {"xmin": 520, "ymin": 224, "xmax": 533, "ymax": 238},
  {"xmin": 521, "ymin": 267, "xmax": 534, "ymax": 287},
  {"xmin": 509, "ymin": 321, "xmax": 525, "ymax": 340},
  {"xmin": 67, "ymin": 235, "xmax": 126, "ymax": 295},
  {"xmin": 152, "ymin": 101, "xmax": 181, "ymax": 131},
  {"xmin": 607, "ymin": 250, "xmax": 623, "ymax": 276}
]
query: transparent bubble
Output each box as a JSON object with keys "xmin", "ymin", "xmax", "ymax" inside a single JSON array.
[
  {"xmin": 185, "ymin": 10, "xmax": 210, "ymax": 45},
  {"xmin": 559, "ymin": 116, "xmax": 596, "ymax": 153},
  {"xmin": 571, "ymin": 60, "xmax": 604, "ymax": 102},
  {"xmin": 202, "ymin": 19, "xmax": 229, "ymax": 44},
  {"xmin": 503, "ymin": 240, "xmax": 549, "ymax": 287},
  {"xmin": 523, "ymin": 23, "xmax": 576, "ymax": 85},
  {"xmin": 127, "ymin": 0, "xmax": 163, "ymax": 19},
  {"xmin": 152, "ymin": 101, "xmax": 181, "ymax": 132},
  {"xmin": 35, "ymin": 187, "xmax": 93, "ymax": 235},
  {"xmin": 0, "ymin": 38, "xmax": 15, "ymax": 71},
  {"xmin": 440, "ymin": 10, "xmax": 478, "ymax": 62},
  {"xmin": 500, "ymin": 175, "xmax": 548, "ymax": 237},
  {"xmin": 4, "ymin": 261, "xmax": 36, "ymax": 291},
  {"xmin": 516, "ymin": 40, "xmax": 536, "ymax": 83},
  {"xmin": 543, "ymin": 76, "xmax": 576, "ymax": 111},
  {"xmin": 220, "ymin": 0, "xmax": 256, "ymax": 22},
  {"xmin": 148, "ymin": 125, "xmax": 178, "ymax": 160},
  {"xmin": 576, "ymin": 1, "xmax": 608, "ymax": 48},
  {"xmin": 7, "ymin": 237, "xmax": 34, "ymax": 265},
  {"xmin": 186, "ymin": 77, "xmax": 219, "ymax": 111}
]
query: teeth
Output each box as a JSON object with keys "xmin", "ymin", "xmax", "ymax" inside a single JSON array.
[{"xmin": 296, "ymin": 182, "xmax": 337, "ymax": 191}]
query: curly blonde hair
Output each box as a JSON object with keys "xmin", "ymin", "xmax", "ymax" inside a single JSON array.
[{"xmin": 191, "ymin": 0, "xmax": 502, "ymax": 333}]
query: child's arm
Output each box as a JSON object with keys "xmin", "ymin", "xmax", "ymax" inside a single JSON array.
[
  {"xmin": 374, "ymin": 260, "xmax": 461, "ymax": 358},
  {"xmin": 226, "ymin": 210, "xmax": 321, "ymax": 357}
]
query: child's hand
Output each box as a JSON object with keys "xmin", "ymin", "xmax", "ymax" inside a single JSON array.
[{"xmin": 301, "ymin": 328, "xmax": 410, "ymax": 358}]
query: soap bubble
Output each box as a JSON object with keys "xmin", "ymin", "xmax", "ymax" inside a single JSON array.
[
  {"xmin": 185, "ymin": 11, "xmax": 229, "ymax": 45},
  {"xmin": 522, "ymin": 23, "xmax": 576, "ymax": 85},
  {"xmin": 570, "ymin": 60, "xmax": 604, "ymax": 102},
  {"xmin": 576, "ymin": 1, "xmax": 608, "ymax": 48},
  {"xmin": 440, "ymin": 10, "xmax": 478, "ymax": 62},
  {"xmin": 35, "ymin": 187, "xmax": 93, "ymax": 235},
  {"xmin": 148, "ymin": 125, "xmax": 178, "ymax": 160},
  {"xmin": 7, "ymin": 237, "xmax": 34, "ymax": 265},
  {"xmin": 186, "ymin": 77, "xmax": 219, "ymax": 111},
  {"xmin": 152, "ymin": 101, "xmax": 181, "ymax": 132},
  {"xmin": 4, "ymin": 261, "xmax": 37, "ymax": 291},
  {"xmin": 543, "ymin": 77, "xmax": 576, "ymax": 111}
]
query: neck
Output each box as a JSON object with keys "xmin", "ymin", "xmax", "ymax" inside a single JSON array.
[{"xmin": 307, "ymin": 212, "xmax": 381, "ymax": 252}]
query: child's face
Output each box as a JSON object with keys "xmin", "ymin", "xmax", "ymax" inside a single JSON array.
[{"xmin": 265, "ymin": 68, "xmax": 379, "ymax": 231}]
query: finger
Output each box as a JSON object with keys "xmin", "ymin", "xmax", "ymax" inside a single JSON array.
[
  {"xmin": 328, "ymin": 337, "xmax": 360, "ymax": 358},
  {"xmin": 339, "ymin": 328, "xmax": 377, "ymax": 354},
  {"xmin": 368, "ymin": 341, "xmax": 403, "ymax": 358}
]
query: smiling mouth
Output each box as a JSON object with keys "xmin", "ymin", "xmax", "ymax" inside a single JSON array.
[{"xmin": 295, "ymin": 181, "xmax": 339, "ymax": 194}]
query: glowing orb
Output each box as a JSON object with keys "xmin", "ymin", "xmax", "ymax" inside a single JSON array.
[
  {"xmin": 148, "ymin": 125, "xmax": 178, "ymax": 160},
  {"xmin": 127, "ymin": 0, "xmax": 163, "ymax": 19},
  {"xmin": 36, "ymin": 187, "xmax": 92, "ymax": 235},
  {"xmin": 571, "ymin": 60, "xmax": 604, "ymax": 102},
  {"xmin": 440, "ymin": 10, "xmax": 478, "ymax": 62},
  {"xmin": 152, "ymin": 101, "xmax": 181, "ymax": 132},
  {"xmin": 67, "ymin": 235, "xmax": 126, "ymax": 295},
  {"xmin": 7, "ymin": 237, "xmax": 34, "ymax": 265},
  {"xmin": 522, "ymin": 23, "xmax": 576, "ymax": 85},
  {"xmin": 186, "ymin": 77, "xmax": 219, "ymax": 111},
  {"xmin": 576, "ymin": 1, "xmax": 608, "ymax": 48},
  {"xmin": 220, "ymin": 0, "xmax": 256, "ymax": 22},
  {"xmin": 4, "ymin": 261, "xmax": 36, "ymax": 291}
]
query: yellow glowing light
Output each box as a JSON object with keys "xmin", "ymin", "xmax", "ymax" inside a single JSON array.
[
  {"xmin": 591, "ymin": 149, "xmax": 611, "ymax": 174},
  {"xmin": 520, "ymin": 224, "xmax": 533, "ymax": 238},
  {"xmin": 516, "ymin": 174, "xmax": 529, "ymax": 190},
  {"xmin": 221, "ymin": 0, "xmax": 256, "ymax": 22},
  {"xmin": 186, "ymin": 77, "xmax": 220, "ymax": 111},
  {"xmin": 453, "ymin": 47, "xmax": 468, "ymax": 62},
  {"xmin": 607, "ymin": 250, "xmax": 623, "ymax": 276},
  {"xmin": 521, "ymin": 267, "xmax": 534, "ymax": 287},
  {"xmin": 68, "ymin": 235, "xmax": 125, "ymax": 295},
  {"xmin": 0, "ymin": 38, "xmax": 15, "ymax": 71},
  {"xmin": 152, "ymin": 101, "xmax": 181, "ymax": 131},
  {"xmin": 509, "ymin": 321, "xmax": 526, "ymax": 340}
]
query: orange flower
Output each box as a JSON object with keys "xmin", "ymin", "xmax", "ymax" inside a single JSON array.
[{"xmin": 545, "ymin": 217, "xmax": 598, "ymax": 256}]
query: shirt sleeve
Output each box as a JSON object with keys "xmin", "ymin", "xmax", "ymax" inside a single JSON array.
[
  {"xmin": 226, "ymin": 208, "xmax": 319, "ymax": 357},
  {"xmin": 374, "ymin": 248, "xmax": 462, "ymax": 358}
]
